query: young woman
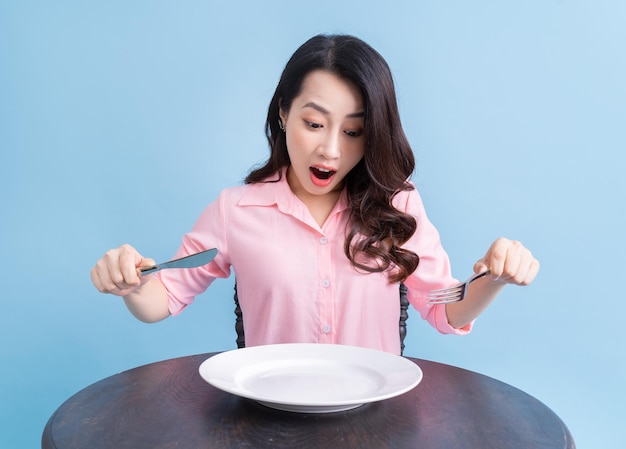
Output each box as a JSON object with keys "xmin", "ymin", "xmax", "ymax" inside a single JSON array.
[{"xmin": 91, "ymin": 34, "xmax": 539, "ymax": 355}]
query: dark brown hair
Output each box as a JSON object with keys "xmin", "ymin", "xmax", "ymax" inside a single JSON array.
[{"xmin": 246, "ymin": 34, "xmax": 419, "ymax": 282}]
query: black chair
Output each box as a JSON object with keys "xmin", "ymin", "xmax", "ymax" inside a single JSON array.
[{"xmin": 234, "ymin": 282, "xmax": 410, "ymax": 355}]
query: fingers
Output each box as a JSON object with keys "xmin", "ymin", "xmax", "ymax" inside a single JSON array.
[
  {"xmin": 477, "ymin": 237, "xmax": 540, "ymax": 286},
  {"xmin": 91, "ymin": 244, "xmax": 149, "ymax": 296},
  {"xmin": 473, "ymin": 261, "xmax": 490, "ymax": 275},
  {"xmin": 140, "ymin": 257, "xmax": 157, "ymax": 270}
]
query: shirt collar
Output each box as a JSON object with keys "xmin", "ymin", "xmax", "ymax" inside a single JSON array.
[{"xmin": 238, "ymin": 168, "xmax": 349, "ymax": 216}]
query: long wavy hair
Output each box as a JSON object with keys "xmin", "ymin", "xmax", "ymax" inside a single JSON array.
[{"xmin": 245, "ymin": 34, "xmax": 419, "ymax": 283}]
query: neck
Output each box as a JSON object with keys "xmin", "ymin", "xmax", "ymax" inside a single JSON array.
[{"xmin": 287, "ymin": 167, "xmax": 342, "ymax": 227}]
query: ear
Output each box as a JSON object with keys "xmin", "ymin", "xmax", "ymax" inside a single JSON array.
[{"xmin": 278, "ymin": 107, "xmax": 288, "ymax": 125}]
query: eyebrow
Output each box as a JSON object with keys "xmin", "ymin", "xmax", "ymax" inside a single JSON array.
[{"xmin": 302, "ymin": 102, "xmax": 365, "ymax": 118}]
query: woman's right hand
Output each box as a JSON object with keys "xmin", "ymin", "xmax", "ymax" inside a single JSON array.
[{"xmin": 90, "ymin": 244, "xmax": 156, "ymax": 296}]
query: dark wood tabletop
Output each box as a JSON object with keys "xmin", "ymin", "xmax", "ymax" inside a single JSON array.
[{"xmin": 42, "ymin": 352, "xmax": 575, "ymax": 449}]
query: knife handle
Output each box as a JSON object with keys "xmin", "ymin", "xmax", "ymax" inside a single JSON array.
[{"xmin": 139, "ymin": 265, "xmax": 161, "ymax": 276}]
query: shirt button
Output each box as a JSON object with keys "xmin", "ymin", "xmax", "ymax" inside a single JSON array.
[
  {"xmin": 322, "ymin": 325, "xmax": 331, "ymax": 333},
  {"xmin": 319, "ymin": 236, "xmax": 328, "ymax": 245},
  {"xmin": 321, "ymin": 279, "xmax": 330, "ymax": 288}
]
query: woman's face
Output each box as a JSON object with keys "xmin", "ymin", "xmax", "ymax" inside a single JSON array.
[{"xmin": 280, "ymin": 70, "xmax": 365, "ymax": 203}]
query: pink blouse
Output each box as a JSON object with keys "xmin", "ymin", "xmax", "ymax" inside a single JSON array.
[{"xmin": 157, "ymin": 174, "xmax": 472, "ymax": 354}]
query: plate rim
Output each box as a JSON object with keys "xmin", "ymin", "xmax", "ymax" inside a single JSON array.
[{"xmin": 198, "ymin": 343, "xmax": 422, "ymax": 409}]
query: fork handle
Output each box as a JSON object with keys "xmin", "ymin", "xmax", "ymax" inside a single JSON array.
[
  {"xmin": 470, "ymin": 270, "xmax": 491, "ymax": 283},
  {"xmin": 466, "ymin": 270, "xmax": 491, "ymax": 284}
]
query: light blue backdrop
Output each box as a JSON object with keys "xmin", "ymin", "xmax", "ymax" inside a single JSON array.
[{"xmin": 1, "ymin": 1, "xmax": 624, "ymax": 448}]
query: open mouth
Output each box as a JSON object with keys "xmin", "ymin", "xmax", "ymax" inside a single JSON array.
[{"xmin": 310, "ymin": 167, "xmax": 336, "ymax": 180}]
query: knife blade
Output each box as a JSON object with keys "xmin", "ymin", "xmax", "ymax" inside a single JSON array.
[{"xmin": 140, "ymin": 248, "xmax": 218, "ymax": 276}]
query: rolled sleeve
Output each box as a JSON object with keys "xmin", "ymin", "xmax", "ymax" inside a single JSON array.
[
  {"xmin": 431, "ymin": 303, "xmax": 473, "ymax": 335},
  {"xmin": 156, "ymin": 191, "xmax": 232, "ymax": 315},
  {"xmin": 395, "ymin": 185, "xmax": 474, "ymax": 335}
]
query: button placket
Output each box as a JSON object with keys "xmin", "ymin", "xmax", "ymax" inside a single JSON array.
[{"xmin": 317, "ymin": 233, "xmax": 334, "ymax": 343}]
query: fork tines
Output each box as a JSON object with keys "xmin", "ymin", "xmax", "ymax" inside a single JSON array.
[
  {"xmin": 427, "ymin": 288, "xmax": 464, "ymax": 304},
  {"xmin": 425, "ymin": 270, "xmax": 491, "ymax": 304}
]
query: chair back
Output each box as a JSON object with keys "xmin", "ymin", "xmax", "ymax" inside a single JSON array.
[{"xmin": 234, "ymin": 283, "xmax": 410, "ymax": 355}]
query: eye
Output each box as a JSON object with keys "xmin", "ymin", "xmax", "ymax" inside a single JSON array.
[
  {"xmin": 344, "ymin": 129, "xmax": 363, "ymax": 138},
  {"xmin": 305, "ymin": 120, "xmax": 323, "ymax": 129}
]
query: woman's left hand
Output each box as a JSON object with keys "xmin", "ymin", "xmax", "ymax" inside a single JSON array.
[{"xmin": 474, "ymin": 237, "xmax": 540, "ymax": 286}]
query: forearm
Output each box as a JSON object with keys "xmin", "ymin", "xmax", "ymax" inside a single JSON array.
[
  {"xmin": 445, "ymin": 276, "xmax": 506, "ymax": 329},
  {"xmin": 122, "ymin": 277, "xmax": 171, "ymax": 323}
]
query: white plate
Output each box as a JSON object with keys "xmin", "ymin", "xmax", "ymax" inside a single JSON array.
[{"xmin": 199, "ymin": 343, "xmax": 423, "ymax": 413}]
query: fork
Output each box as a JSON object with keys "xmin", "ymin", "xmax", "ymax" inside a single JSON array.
[{"xmin": 426, "ymin": 270, "xmax": 491, "ymax": 304}]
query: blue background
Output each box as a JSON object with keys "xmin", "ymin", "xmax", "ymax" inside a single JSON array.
[{"xmin": 1, "ymin": 1, "xmax": 624, "ymax": 447}]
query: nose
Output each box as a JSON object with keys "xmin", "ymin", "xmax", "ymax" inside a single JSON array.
[{"xmin": 318, "ymin": 131, "xmax": 341, "ymax": 159}]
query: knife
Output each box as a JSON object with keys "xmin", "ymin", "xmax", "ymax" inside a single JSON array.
[{"xmin": 140, "ymin": 248, "xmax": 218, "ymax": 276}]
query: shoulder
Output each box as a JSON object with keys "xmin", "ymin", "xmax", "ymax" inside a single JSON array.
[
  {"xmin": 217, "ymin": 183, "xmax": 254, "ymax": 202},
  {"xmin": 238, "ymin": 174, "xmax": 287, "ymax": 207},
  {"xmin": 392, "ymin": 181, "xmax": 426, "ymax": 214},
  {"xmin": 191, "ymin": 182, "xmax": 271, "ymax": 232},
  {"xmin": 195, "ymin": 185, "xmax": 248, "ymax": 214}
]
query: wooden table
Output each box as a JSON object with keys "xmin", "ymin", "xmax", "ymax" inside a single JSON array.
[{"xmin": 42, "ymin": 352, "xmax": 575, "ymax": 448}]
